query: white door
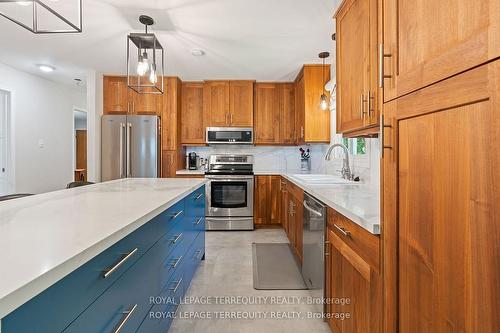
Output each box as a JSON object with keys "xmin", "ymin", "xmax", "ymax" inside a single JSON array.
[{"xmin": 0, "ymin": 90, "xmax": 9, "ymax": 195}]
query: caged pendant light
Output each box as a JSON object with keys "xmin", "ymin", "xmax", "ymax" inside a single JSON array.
[
  {"xmin": 318, "ymin": 51, "xmax": 330, "ymax": 111},
  {"xmin": 0, "ymin": 0, "xmax": 82, "ymax": 34},
  {"xmin": 127, "ymin": 15, "xmax": 164, "ymax": 94}
]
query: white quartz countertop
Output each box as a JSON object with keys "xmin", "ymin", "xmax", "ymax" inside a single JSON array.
[
  {"xmin": 175, "ymin": 169, "xmax": 380, "ymax": 235},
  {"xmin": 0, "ymin": 178, "xmax": 207, "ymax": 320},
  {"xmin": 282, "ymin": 174, "xmax": 380, "ymax": 235}
]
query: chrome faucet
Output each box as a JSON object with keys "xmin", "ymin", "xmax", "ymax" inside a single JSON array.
[{"xmin": 325, "ymin": 143, "xmax": 353, "ymax": 180}]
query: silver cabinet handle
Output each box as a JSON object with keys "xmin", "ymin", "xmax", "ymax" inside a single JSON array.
[
  {"xmin": 194, "ymin": 193, "xmax": 204, "ymax": 200},
  {"xmin": 333, "ymin": 224, "xmax": 351, "ymax": 237},
  {"xmin": 379, "ymin": 44, "xmax": 393, "ymax": 88},
  {"xmin": 303, "ymin": 201, "xmax": 323, "ymax": 217},
  {"xmin": 230, "ymin": 113, "xmax": 233, "ymax": 124},
  {"xmin": 193, "ymin": 217, "xmax": 203, "ymax": 225},
  {"xmin": 126, "ymin": 123, "xmax": 131, "ymax": 177},
  {"xmin": 113, "ymin": 304, "xmax": 138, "ymax": 333},
  {"xmin": 119, "ymin": 123, "xmax": 125, "ymax": 178},
  {"xmin": 170, "ymin": 233, "xmax": 182, "ymax": 244},
  {"xmin": 380, "ymin": 114, "xmax": 393, "ymax": 158},
  {"xmin": 170, "ymin": 278, "xmax": 183, "ymax": 294},
  {"xmin": 171, "ymin": 256, "xmax": 183, "ymax": 268},
  {"xmin": 171, "ymin": 211, "xmax": 183, "ymax": 220},
  {"xmin": 367, "ymin": 91, "xmax": 374, "ymax": 118},
  {"xmin": 195, "ymin": 250, "xmax": 203, "ymax": 260},
  {"xmin": 103, "ymin": 248, "xmax": 138, "ymax": 279},
  {"xmin": 359, "ymin": 94, "xmax": 365, "ymax": 119}
]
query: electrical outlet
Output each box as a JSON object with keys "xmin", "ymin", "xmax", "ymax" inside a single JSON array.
[{"xmin": 38, "ymin": 139, "xmax": 45, "ymax": 148}]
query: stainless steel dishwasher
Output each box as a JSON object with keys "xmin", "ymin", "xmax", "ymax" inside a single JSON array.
[{"xmin": 302, "ymin": 193, "xmax": 326, "ymax": 312}]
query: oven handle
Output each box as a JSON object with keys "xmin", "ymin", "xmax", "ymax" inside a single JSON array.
[{"xmin": 206, "ymin": 175, "xmax": 254, "ymax": 180}]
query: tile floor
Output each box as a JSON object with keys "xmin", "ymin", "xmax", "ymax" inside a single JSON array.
[{"xmin": 169, "ymin": 229, "xmax": 331, "ymax": 333}]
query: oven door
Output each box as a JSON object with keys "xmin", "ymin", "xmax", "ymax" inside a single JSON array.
[{"xmin": 206, "ymin": 175, "xmax": 254, "ymax": 217}]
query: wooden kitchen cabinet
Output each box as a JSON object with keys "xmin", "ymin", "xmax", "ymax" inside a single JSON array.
[
  {"xmin": 280, "ymin": 177, "xmax": 289, "ymax": 236},
  {"xmin": 103, "ymin": 76, "xmax": 130, "ymax": 114},
  {"xmin": 229, "ymin": 80, "xmax": 254, "ymax": 126},
  {"xmin": 326, "ymin": 208, "xmax": 381, "ymax": 333},
  {"xmin": 204, "ymin": 80, "xmax": 254, "ymax": 127},
  {"xmin": 254, "ymin": 83, "xmax": 281, "ymax": 144},
  {"xmin": 280, "ymin": 83, "xmax": 296, "ymax": 144},
  {"xmin": 181, "ymin": 82, "xmax": 205, "ymax": 145},
  {"xmin": 381, "ymin": 0, "xmax": 500, "ymax": 102},
  {"xmin": 382, "ymin": 61, "xmax": 500, "ymax": 333},
  {"xmin": 294, "ymin": 65, "xmax": 331, "ymax": 143},
  {"xmin": 335, "ymin": 0, "xmax": 379, "ymax": 135},
  {"xmin": 287, "ymin": 180, "xmax": 304, "ymax": 263},
  {"xmin": 131, "ymin": 91, "xmax": 160, "ymax": 115},
  {"xmin": 254, "ymin": 175, "xmax": 282, "ymax": 226}
]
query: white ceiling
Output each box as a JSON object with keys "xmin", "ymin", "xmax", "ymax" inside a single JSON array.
[{"xmin": 0, "ymin": 0, "xmax": 340, "ymax": 85}]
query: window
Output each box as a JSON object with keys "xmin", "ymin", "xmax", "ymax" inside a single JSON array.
[{"xmin": 342, "ymin": 138, "xmax": 366, "ymax": 155}]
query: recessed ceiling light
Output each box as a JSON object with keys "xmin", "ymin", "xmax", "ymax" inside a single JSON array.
[
  {"xmin": 37, "ymin": 64, "xmax": 56, "ymax": 73},
  {"xmin": 191, "ymin": 49, "xmax": 205, "ymax": 56}
]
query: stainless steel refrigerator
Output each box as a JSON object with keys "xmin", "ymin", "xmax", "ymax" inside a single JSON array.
[{"xmin": 101, "ymin": 115, "xmax": 160, "ymax": 181}]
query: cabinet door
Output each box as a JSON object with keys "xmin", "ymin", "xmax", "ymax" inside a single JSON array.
[
  {"xmin": 336, "ymin": 0, "xmax": 372, "ymax": 133},
  {"xmin": 254, "ymin": 176, "xmax": 270, "ymax": 225},
  {"xmin": 280, "ymin": 83, "xmax": 296, "ymax": 144},
  {"xmin": 303, "ymin": 65, "xmax": 331, "ymax": 143},
  {"xmin": 382, "ymin": 0, "xmax": 500, "ymax": 102},
  {"xmin": 293, "ymin": 195, "xmax": 303, "ymax": 263},
  {"xmin": 132, "ymin": 93, "xmax": 159, "ymax": 114},
  {"xmin": 161, "ymin": 77, "xmax": 181, "ymax": 151},
  {"xmin": 229, "ymin": 81, "xmax": 253, "ymax": 127},
  {"xmin": 181, "ymin": 82, "xmax": 205, "ymax": 144},
  {"xmin": 204, "ymin": 81, "xmax": 229, "ymax": 127},
  {"xmin": 254, "ymin": 83, "xmax": 280, "ymax": 144},
  {"xmin": 161, "ymin": 150, "xmax": 177, "ymax": 178},
  {"xmin": 103, "ymin": 76, "xmax": 129, "ymax": 114},
  {"xmin": 269, "ymin": 176, "xmax": 282, "ymax": 225},
  {"xmin": 280, "ymin": 178, "xmax": 289, "ymax": 234},
  {"xmin": 295, "ymin": 73, "xmax": 305, "ymax": 144},
  {"xmin": 382, "ymin": 61, "xmax": 500, "ymax": 333}
]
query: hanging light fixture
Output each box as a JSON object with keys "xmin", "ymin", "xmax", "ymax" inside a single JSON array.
[
  {"xmin": 318, "ymin": 51, "xmax": 330, "ymax": 111},
  {"xmin": 0, "ymin": 0, "xmax": 82, "ymax": 34},
  {"xmin": 127, "ymin": 15, "xmax": 164, "ymax": 94}
]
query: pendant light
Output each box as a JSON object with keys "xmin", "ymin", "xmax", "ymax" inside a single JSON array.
[
  {"xmin": 127, "ymin": 15, "xmax": 164, "ymax": 94},
  {"xmin": 0, "ymin": 0, "xmax": 82, "ymax": 34},
  {"xmin": 319, "ymin": 51, "xmax": 330, "ymax": 111}
]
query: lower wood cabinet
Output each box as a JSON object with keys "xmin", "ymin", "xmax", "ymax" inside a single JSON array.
[
  {"xmin": 2, "ymin": 187, "xmax": 206, "ymax": 333},
  {"xmin": 326, "ymin": 208, "xmax": 381, "ymax": 333},
  {"xmin": 254, "ymin": 175, "xmax": 282, "ymax": 226},
  {"xmin": 285, "ymin": 179, "xmax": 304, "ymax": 263}
]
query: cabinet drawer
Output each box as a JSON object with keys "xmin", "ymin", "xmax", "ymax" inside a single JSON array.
[
  {"xmin": 183, "ymin": 231, "xmax": 205, "ymax": 289},
  {"xmin": 2, "ymin": 199, "xmax": 186, "ymax": 333},
  {"xmin": 287, "ymin": 180, "xmax": 303, "ymax": 201},
  {"xmin": 185, "ymin": 185, "xmax": 205, "ymax": 218},
  {"xmin": 327, "ymin": 208, "xmax": 380, "ymax": 270}
]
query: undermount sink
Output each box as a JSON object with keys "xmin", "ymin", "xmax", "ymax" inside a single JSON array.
[{"xmin": 291, "ymin": 174, "xmax": 352, "ymax": 185}]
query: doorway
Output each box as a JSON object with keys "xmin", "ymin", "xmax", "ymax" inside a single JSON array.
[
  {"xmin": 0, "ymin": 89, "xmax": 13, "ymax": 195},
  {"xmin": 73, "ymin": 108, "xmax": 87, "ymax": 181}
]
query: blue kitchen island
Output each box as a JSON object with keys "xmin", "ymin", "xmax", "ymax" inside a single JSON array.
[{"xmin": 0, "ymin": 178, "xmax": 206, "ymax": 333}]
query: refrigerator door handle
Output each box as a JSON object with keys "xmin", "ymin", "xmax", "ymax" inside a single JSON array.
[
  {"xmin": 127, "ymin": 123, "xmax": 132, "ymax": 177},
  {"xmin": 119, "ymin": 123, "xmax": 125, "ymax": 178}
]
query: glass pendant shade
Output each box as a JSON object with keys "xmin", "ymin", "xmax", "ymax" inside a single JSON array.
[
  {"xmin": 320, "ymin": 93, "xmax": 329, "ymax": 111},
  {"xmin": 127, "ymin": 32, "xmax": 164, "ymax": 94},
  {"xmin": 0, "ymin": 0, "xmax": 82, "ymax": 34}
]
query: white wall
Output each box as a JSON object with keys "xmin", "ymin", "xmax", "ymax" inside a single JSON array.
[
  {"xmin": 86, "ymin": 70, "xmax": 103, "ymax": 183},
  {"xmin": 0, "ymin": 62, "xmax": 86, "ymax": 194}
]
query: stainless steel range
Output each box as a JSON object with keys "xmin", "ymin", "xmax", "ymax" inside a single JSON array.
[{"xmin": 205, "ymin": 154, "xmax": 254, "ymax": 230}]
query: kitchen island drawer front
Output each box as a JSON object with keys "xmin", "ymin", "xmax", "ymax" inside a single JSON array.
[
  {"xmin": 0, "ymin": 203, "xmax": 182, "ymax": 333},
  {"xmin": 184, "ymin": 231, "xmax": 205, "ymax": 289},
  {"xmin": 156, "ymin": 199, "xmax": 187, "ymax": 235},
  {"xmin": 327, "ymin": 208, "xmax": 380, "ymax": 270},
  {"xmin": 185, "ymin": 185, "xmax": 205, "ymax": 217}
]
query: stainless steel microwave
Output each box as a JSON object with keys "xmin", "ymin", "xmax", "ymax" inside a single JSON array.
[{"xmin": 206, "ymin": 127, "xmax": 253, "ymax": 145}]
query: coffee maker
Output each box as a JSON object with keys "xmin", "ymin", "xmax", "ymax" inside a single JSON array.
[{"xmin": 187, "ymin": 152, "xmax": 199, "ymax": 170}]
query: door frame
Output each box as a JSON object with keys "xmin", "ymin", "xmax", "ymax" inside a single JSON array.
[
  {"xmin": 72, "ymin": 107, "xmax": 87, "ymax": 178},
  {"xmin": 0, "ymin": 86, "xmax": 15, "ymax": 195}
]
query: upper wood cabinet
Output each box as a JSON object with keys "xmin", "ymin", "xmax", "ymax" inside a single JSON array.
[
  {"xmin": 254, "ymin": 83, "xmax": 281, "ymax": 144},
  {"xmin": 160, "ymin": 77, "xmax": 182, "ymax": 151},
  {"xmin": 381, "ymin": 0, "xmax": 500, "ymax": 102},
  {"xmin": 294, "ymin": 65, "xmax": 331, "ymax": 143},
  {"xmin": 103, "ymin": 76, "xmax": 130, "ymax": 114},
  {"xmin": 229, "ymin": 80, "xmax": 254, "ymax": 126},
  {"xmin": 181, "ymin": 82, "xmax": 205, "ymax": 145},
  {"xmin": 335, "ymin": 0, "xmax": 379, "ymax": 135},
  {"xmin": 131, "ymin": 92, "xmax": 160, "ymax": 115},
  {"xmin": 204, "ymin": 80, "xmax": 254, "ymax": 127},
  {"xmin": 382, "ymin": 61, "xmax": 500, "ymax": 333},
  {"xmin": 254, "ymin": 83, "xmax": 296, "ymax": 145}
]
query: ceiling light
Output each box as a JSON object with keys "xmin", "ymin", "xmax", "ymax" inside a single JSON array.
[
  {"xmin": 37, "ymin": 64, "xmax": 55, "ymax": 73},
  {"xmin": 127, "ymin": 15, "xmax": 164, "ymax": 94},
  {"xmin": 0, "ymin": 0, "xmax": 82, "ymax": 34},
  {"xmin": 191, "ymin": 49, "xmax": 205, "ymax": 56},
  {"xmin": 318, "ymin": 51, "xmax": 330, "ymax": 111}
]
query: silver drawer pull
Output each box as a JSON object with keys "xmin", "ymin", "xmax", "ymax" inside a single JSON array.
[
  {"xmin": 112, "ymin": 304, "xmax": 137, "ymax": 333},
  {"xmin": 171, "ymin": 256, "xmax": 183, "ymax": 268},
  {"xmin": 193, "ymin": 217, "xmax": 203, "ymax": 225},
  {"xmin": 333, "ymin": 224, "xmax": 351, "ymax": 237},
  {"xmin": 195, "ymin": 250, "xmax": 202, "ymax": 260},
  {"xmin": 170, "ymin": 233, "xmax": 183, "ymax": 244},
  {"xmin": 169, "ymin": 278, "xmax": 183, "ymax": 294},
  {"xmin": 171, "ymin": 211, "xmax": 183, "ymax": 220},
  {"xmin": 194, "ymin": 193, "xmax": 204, "ymax": 200},
  {"xmin": 103, "ymin": 248, "xmax": 138, "ymax": 279}
]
